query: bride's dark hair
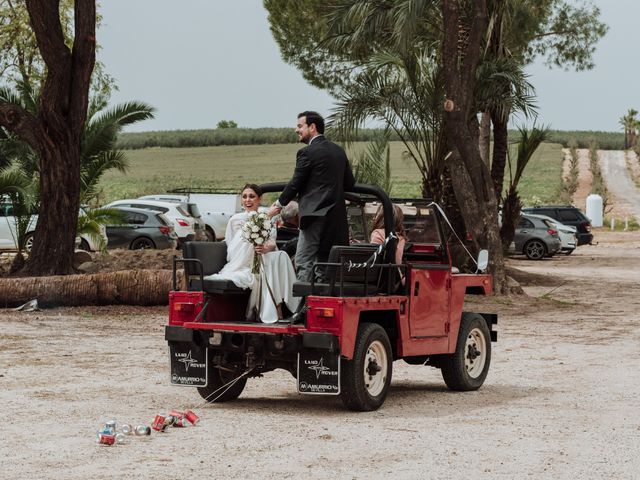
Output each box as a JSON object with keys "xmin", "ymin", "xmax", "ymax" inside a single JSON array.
[{"xmin": 241, "ymin": 183, "xmax": 262, "ymax": 197}]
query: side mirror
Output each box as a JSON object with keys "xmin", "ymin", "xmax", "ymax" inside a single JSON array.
[{"xmin": 476, "ymin": 249, "xmax": 489, "ymax": 273}]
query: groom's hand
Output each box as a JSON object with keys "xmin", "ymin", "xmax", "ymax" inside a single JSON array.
[{"xmin": 268, "ymin": 202, "xmax": 281, "ymax": 217}]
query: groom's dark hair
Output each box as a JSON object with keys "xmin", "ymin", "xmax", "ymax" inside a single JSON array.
[
  {"xmin": 298, "ymin": 111, "xmax": 325, "ymax": 134},
  {"xmin": 242, "ymin": 183, "xmax": 263, "ymax": 197}
]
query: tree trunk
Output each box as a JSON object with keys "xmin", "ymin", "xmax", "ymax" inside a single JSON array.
[
  {"xmin": 0, "ymin": 0, "xmax": 96, "ymax": 276},
  {"xmin": 441, "ymin": 0, "xmax": 507, "ymax": 294},
  {"xmin": 24, "ymin": 139, "xmax": 81, "ymax": 275},
  {"xmin": 0, "ymin": 270, "xmax": 184, "ymax": 307},
  {"xmin": 479, "ymin": 110, "xmax": 491, "ymax": 166},
  {"xmin": 490, "ymin": 107, "xmax": 508, "ymax": 202},
  {"xmin": 499, "ymin": 185, "xmax": 522, "ymax": 248}
]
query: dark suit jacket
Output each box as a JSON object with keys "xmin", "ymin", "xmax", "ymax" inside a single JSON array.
[{"xmin": 279, "ymin": 136, "xmax": 355, "ymax": 253}]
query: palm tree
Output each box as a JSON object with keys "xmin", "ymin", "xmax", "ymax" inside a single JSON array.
[
  {"xmin": 500, "ymin": 125, "xmax": 550, "ymax": 248},
  {"xmin": 0, "ymin": 82, "xmax": 154, "ymax": 269},
  {"xmin": 349, "ymin": 131, "xmax": 393, "ymax": 194},
  {"xmin": 619, "ymin": 109, "xmax": 639, "ymax": 150}
]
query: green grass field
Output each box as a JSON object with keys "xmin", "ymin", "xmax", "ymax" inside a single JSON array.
[{"xmin": 98, "ymin": 141, "xmax": 565, "ymax": 206}]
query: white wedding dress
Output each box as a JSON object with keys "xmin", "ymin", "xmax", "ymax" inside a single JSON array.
[{"xmin": 205, "ymin": 211, "xmax": 300, "ymax": 323}]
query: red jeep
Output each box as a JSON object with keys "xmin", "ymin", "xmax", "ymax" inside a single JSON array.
[{"xmin": 166, "ymin": 183, "xmax": 496, "ymax": 411}]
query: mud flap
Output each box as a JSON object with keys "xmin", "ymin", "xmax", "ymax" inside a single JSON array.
[
  {"xmin": 169, "ymin": 343, "xmax": 208, "ymax": 387},
  {"xmin": 297, "ymin": 350, "xmax": 340, "ymax": 395}
]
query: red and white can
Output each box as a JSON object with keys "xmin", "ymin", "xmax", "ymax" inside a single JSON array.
[
  {"xmin": 152, "ymin": 414, "xmax": 168, "ymax": 432},
  {"xmin": 97, "ymin": 433, "xmax": 116, "ymax": 446},
  {"xmin": 184, "ymin": 410, "xmax": 200, "ymax": 425}
]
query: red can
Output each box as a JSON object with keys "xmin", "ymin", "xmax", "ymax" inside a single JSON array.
[
  {"xmin": 152, "ymin": 414, "xmax": 168, "ymax": 432},
  {"xmin": 97, "ymin": 433, "xmax": 116, "ymax": 446},
  {"xmin": 184, "ymin": 410, "xmax": 199, "ymax": 425}
]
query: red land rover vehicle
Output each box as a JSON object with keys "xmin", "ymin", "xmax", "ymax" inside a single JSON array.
[{"xmin": 166, "ymin": 183, "xmax": 497, "ymax": 411}]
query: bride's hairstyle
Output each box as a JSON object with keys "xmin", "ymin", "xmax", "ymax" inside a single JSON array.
[{"xmin": 241, "ymin": 183, "xmax": 263, "ymax": 197}]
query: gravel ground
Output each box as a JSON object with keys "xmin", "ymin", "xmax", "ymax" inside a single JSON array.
[{"xmin": 1, "ymin": 230, "xmax": 639, "ymax": 479}]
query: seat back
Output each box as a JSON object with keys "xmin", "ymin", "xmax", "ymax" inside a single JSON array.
[
  {"xmin": 182, "ymin": 241, "xmax": 227, "ymax": 276},
  {"xmin": 326, "ymin": 244, "xmax": 380, "ymax": 285}
]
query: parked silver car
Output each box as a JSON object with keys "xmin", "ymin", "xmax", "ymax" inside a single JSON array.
[
  {"xmin": 527, "ymin": 213, "xmax": 577, "ymax": 255},
  {"xmin": 105, "ymin": 207, "xmax": 178, "ymax": 250},
  {"xmin": 512, "ymin": 213, "xmax": 562, "ymax": 260}
]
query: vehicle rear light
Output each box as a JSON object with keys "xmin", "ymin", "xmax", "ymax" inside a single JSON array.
[
  {"xmin": 315, "ymin": 308, "xmax": 335, "ymax": 318},
  {"xmin": 176, "ymin": 219, "xmax": 189, "ymax": 227},
  {"xmin": 547, "ymin": 229, "xmax": 557, "ymax": 236},
  {"xmin": 582, "ymin": 221, "xmax": 591, "ymax": 232},
  {"xmin": 174, "ymin": 302, "xmax": 195, "ymax": 312},
  {"xmin": 159, "ymin": 226, "xmax": 171, "ymax": 234}
]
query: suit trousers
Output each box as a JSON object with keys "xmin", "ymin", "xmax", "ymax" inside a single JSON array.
[{"xmin": 295, "ymin": 216, "xmax": 326, "ymax": 283}]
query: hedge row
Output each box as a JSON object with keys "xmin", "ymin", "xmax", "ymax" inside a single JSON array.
[{"xmin": 116, "ymin": 127, "xmax": 625, "ymax": 150}]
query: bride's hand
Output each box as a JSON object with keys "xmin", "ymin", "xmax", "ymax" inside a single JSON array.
[{"xmin": 255, "ymin": 242, "xmax": 275, "ymax": 255}]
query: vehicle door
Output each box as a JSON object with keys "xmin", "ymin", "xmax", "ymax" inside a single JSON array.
[
  {"xmin": 0, "ymin": 202, "xmax": 17, "ymax": 250},
  {"xmin": 513, "ymin": 216, "xmax": 535, "ymax": 251},
  {"xmin": 106, "ymin": 211, "xmax": 147, "ymax": 248},
  {"xmin": 406, "ymin": 209, "xmax": 450, "ymax": 338}
]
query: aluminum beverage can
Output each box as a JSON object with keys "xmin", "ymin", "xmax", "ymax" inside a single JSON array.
[
  {"xmin": 134, "ymin": 425, "xmax": 151, "ymax": 436},
  {"xmin": 97, "ymin": 433, "xmax": 116, "ymax": 446},
  {"xmin": 152, "ymin": 415, "xmax": 168, "ymax": 432},
  {"xmin": 172, "ymin": 416, "xmax": 187, "ymax": 427},
  {"xmin": 104, "ymin": 420, "xmax": 117, "ymax": 434},
  {"xmin": 121, "ymin": 424, "xmax": 133, "ymax": 435},
  {"xmin": 184, "ymin": 410, "xmax": 200, "ymax": 425}
]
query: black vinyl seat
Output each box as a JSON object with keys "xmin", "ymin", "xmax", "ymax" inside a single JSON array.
[
  {"xmin": 292, "ymin": 244, "xmax": 386, "ymax": 297},
  {"xmin": 181, "ymin": 241, "xmax": 249, "ymax": 294}
]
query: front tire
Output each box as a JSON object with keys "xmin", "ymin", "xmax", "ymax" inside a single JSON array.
[
  {"xmin": 204, "ymin": 228, "xmax": 216, "ymax": 242},
  {"xmin": 340, "ymin": 323, "xmax": 392, "ymax": 411},
  {"xmin": 524, "ymin": 239, "xmax": 546, "ymax": 260},
  {"xmin": 441, "ymin": 312, "xmax": 491, "ymax": 391}
]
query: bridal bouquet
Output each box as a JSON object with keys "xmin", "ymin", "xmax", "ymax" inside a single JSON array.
[{"xmin": 241, "ymin": 211, "xmax": 273, "ymax": 273}]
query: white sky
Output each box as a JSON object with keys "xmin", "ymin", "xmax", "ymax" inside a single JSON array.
[{"xmin": 97, "ymin": 0, "xmax": 636, "ymax": 133}]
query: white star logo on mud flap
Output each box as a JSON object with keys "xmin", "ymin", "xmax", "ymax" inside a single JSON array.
[
  {"xmin": 178, "ymin": 351, "xmax": 198, "ymax": 372},
  {"xmin": 309, "ymin": 358, "xmax": 330, "ymax": 379}
]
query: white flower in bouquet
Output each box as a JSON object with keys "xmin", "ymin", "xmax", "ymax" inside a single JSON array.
[{"xmin": 242, "ymin": 209, "xmax": 274, "ymax": 273}]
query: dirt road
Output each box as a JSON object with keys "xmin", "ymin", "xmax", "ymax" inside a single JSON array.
[
  {"xmin": 1, "ymin": 231, "xmax": 639, "ymax": 479},
  {"xmin": 599, "ymin": 150, "xmax": 640, "ymax": 223}
]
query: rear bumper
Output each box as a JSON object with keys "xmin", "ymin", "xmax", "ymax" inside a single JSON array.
[
  {"xmin": 165, "ymin": 324, "xmax": 339, "ymax": 352},
  {"xmin": 576, "ymin": 232, "xmax": 593, "ymax": 246}
]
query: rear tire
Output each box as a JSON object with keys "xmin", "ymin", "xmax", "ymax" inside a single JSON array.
[
  {"xmin": 441, "ymin": 312, "xmax": 491, "ymax": 391},
  {"xmin": 79, "ymin": 238, "xmax": 91, "ymax": 251},
  {"xmin": 197, "ymin": 366, "xmax": 247, "ymax": 403},
  {"xmin": 130, "ymin": 237, "xmax": 155, "ymax": 250},
  {"xmin": 340, "ymin": 323, "xmax": 392, "ymax": 411},
  {"xmin": 204, "ymin": 228, "xmax": 216, "ymax": 242},
  {"xmin": 23, "ymin": 232, "xmax": 34, "ymax": 253}
]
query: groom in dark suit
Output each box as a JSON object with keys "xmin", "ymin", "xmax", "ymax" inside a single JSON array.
[{"xmin": 270, "ymin": 111, "xmax": 355, "ymax": 283}]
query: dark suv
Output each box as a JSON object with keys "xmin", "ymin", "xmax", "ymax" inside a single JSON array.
[{"xmin": 521, "ymin": 206, "xmax": 593, "ymax": 246}]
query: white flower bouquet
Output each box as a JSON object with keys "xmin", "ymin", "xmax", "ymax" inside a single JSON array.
[{"xmin": 241, "ymin": 211, "xmax": 273, "ymax": 273}]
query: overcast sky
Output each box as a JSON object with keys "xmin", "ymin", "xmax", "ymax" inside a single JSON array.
[{"xmin": 97, "ymin": 0, "xmax": 636, "ymax": 133}]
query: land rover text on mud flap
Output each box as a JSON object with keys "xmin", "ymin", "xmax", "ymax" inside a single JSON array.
[{"xmin": 165, "ymin": 183, "xmax": 497, "ymax": 411}]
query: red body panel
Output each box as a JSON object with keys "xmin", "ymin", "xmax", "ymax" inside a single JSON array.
[{"xmin": 169, "ymin": 270, "xmax": 492, "ymax": 360}]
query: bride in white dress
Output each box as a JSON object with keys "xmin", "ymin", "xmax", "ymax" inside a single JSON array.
[{"xmin": 206, "ymin": 184, "xmax": 299, "ymax": 323}]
